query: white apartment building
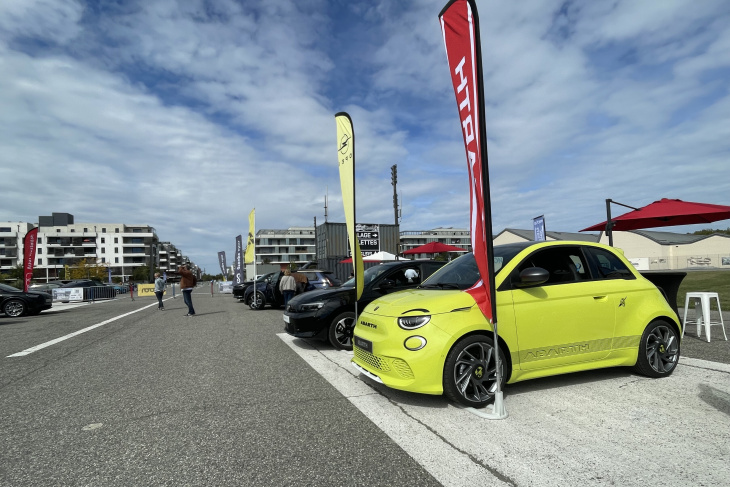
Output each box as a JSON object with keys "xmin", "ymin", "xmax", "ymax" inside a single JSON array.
[
  {"xmin": 255, "ymin": 227, "xmax": 317, "ymax": 265},
  {"xmin": 399, "ymin": 227, "xmax": 472, "ymax": 255},
  {"xmin": 1, "ymin": 213, "xmax": 194, "ymax": 282}
]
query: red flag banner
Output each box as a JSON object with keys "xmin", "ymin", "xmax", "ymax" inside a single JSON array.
[
  {"xmin": 23, "ymin": 227, "xmax": 39, "ymax": 292},
  {"xmin": 439, "ymin": 0, "xmax": 495, "ymax": 323}
]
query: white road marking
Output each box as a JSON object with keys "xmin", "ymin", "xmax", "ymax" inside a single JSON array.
[
  {"xmin": 7, "ymin": 301, "xmax": 162, "ymax": 357},
  {"xmin": 277, "ymin": 333, "xmax": 507, "ymax": 486},
  {"xmin": 278, "ymin": 333, "xmax": 730, "ymax": 487}
]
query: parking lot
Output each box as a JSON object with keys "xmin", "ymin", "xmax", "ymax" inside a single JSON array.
[{"xmin": 1, "ymin": 289, "xmax": 728, "ymax": 486}]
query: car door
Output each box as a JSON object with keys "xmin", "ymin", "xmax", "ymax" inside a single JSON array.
[{"xmin": 508, "ymin": 246, "xmax": 616, "ymax": 371}]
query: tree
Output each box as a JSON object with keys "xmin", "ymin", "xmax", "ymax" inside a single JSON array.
[
  {"xmin": 132, "ymin": 266, "xmax": 150, "ymax": 282},
  {"xmin": 69, "ymin": 259, "xmax": 109, "ymax": 280}
]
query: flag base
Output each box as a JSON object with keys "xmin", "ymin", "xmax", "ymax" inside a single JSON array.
[{"xmin": 465, "ymin": 391, "xmax": 508, "ymax": 420}]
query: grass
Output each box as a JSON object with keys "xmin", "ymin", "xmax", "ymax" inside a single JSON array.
[{"xmin": 676, "ymin": 270, "xmax": 730, "ymax": 310}]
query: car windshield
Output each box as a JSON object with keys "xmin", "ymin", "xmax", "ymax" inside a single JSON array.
[
  {"xmin": 341, "ymin": 264, "xmax": 398, "ymax": 288},
  {"xmin": 0, "ymin": 283, "xmax": 22, "ymax": 292},
  {"xmin": 420, "ymin": 246, "xmax": 524, "ymax": 290}
]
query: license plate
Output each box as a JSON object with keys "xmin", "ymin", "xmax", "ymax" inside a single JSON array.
[
  {"xmin": 283, "ymin": 314, "xmax": 290, "ymax": 323},
  {"xmin": 354, "ymin": 336, "xmax": 372, "ymax": 353}
]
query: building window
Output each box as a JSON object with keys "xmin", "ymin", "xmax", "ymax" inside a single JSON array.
[
  {"xmin": 38, "ymin": 258, "xmax": 42, "ymax": 265},
  {"xmin": 0, "ymin": 227, "xmax": 10, "ymax": 232},
  {"xmin": 57, "ymin": 229, "xmax": 60, "ymax": 232},
  {"xmin": 101, "ymin": 248, "xmax": 105, "ymax": 253},
  {"xmin": 115, "ymin": 248, "xmax": 118, "ymax": 253},
  {"xmin": 37, "ymin": 237, "xmax": 42, "ymax": 243},
  {"xmin": 102, "ymin": 228, "xmax": 106, "ymax": 233},
  {"xmin": 101, "ymin": 257, "xmax": 105, "ymax": 263},
  {"xmin": 84, "ymin": 228, "xmax": 88, "ymax": 232},
  {"xmin": 101, "ymin": 238, "xmax": 105, "ymax": 243},
  {"xmin": 115, "ymin": 257, "xmax": 119, "ymax": 263},
  {"xmin": 115, "ymin": 228, "xmax": 119, "ymax": 233},
  {"xmin": 38, "ymin": 248, "xmax": 42, "ymax": 254},
  {"xmin": 114, "ymin": 238, "xmax": 118, "ymax": 243}
]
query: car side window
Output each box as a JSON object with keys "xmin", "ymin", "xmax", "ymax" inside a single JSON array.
[
  {"xmin": 586, "ymin": 248, "xmax": 634, "ymax": 279},
  {"xmin": 516, "ymin": 247, "xmax": 588, "ymax": 285},
  {"xmin": 385, "ymin": 269, "xmax": 412, "ymax": 288}
]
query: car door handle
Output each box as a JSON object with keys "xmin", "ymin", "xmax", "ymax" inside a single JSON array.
[{"xmin": 593, "ymin": 295, "xmax": 608, "ymax": 301}]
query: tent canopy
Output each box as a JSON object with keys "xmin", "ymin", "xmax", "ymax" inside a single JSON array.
[
  {"xmin": 581, "ymin": 198, "xmax": 730, "ymax": 232},
  {"xmin": 339, "ymin": 250, "xmax": 403, "ymax": 264},
  {"xmin": 402, "ymin": 241, "xmax": 467, "ymax": 255}
]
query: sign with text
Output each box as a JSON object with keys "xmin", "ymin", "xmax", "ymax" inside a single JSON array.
[
  {"xmin": 348, "ymin": 223, "xmax": 380, "ymax": 257},
  {"xmin": 137, "ymin": 284, "xmax": 165, "ymax": 297}
]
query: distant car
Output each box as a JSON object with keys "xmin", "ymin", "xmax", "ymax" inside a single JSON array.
[
  {"xmin": 232, "ymin": 273, "xmax": 275, "ymax": 301},
  {"xmin": 351, "ymin": 241, "xmax": 683, "ymax": 408},
  {"xmin": 283, "ymin": 260, "xmax": 446, "ymax": 350},
  {"xmin": 60, "ymin": 279, "xmax": 107, "ymax": 288},
  {"xmin": 244, "ymin": 271, "xmax": 315, "ymax": 310},
  {"xmin": 106, "ymin": 283, "xmax": 128, "ymax": 293},
  {"xmin": 29, "ymin": 282, "xmax": 63, "ymax": 293},
  {"xmin": 0, "ymin": 283, "xmax": 53, "ymax": 317},
  {"xmin": 295, "ymin": 269, "xmax": 341, "ymax": 289}
]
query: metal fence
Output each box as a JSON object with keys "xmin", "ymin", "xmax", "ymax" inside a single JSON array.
[{"xmin": 52, "ymin": 286, "xmax": 117, "ymax": 303}]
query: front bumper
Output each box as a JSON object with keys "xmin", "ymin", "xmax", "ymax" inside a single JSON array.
[
  {"xmin": 351, "ymin": 312, "xmax": 452, "ymax": 396},
  {"xmin": 283, "ymin": 309, "xmax": 330, "ymax": 339}
]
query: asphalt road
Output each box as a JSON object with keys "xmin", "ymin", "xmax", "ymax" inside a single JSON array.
[{"xmin": 1, "ymin": 288, "xmax": 728, "ymax": 486}]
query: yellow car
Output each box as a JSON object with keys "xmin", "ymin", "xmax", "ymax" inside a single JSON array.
[{"xmin": 351, "ymin": 241, "xmax": 682, "ymax": 408}]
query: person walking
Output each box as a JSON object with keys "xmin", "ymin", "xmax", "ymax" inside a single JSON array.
[
  {"xmin": 177, "ymin": 265, "xmax": 196, "ymax": 316},
  {"xmin": 279, "ymin": 269, "xmax": 296, "ymax": 307},
  {"xmin": 154, "ymin": 272, "xmax": 165, "ymax": 310}
]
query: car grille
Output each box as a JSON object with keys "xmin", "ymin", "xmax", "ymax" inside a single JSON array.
[
  {"xmin": 354, "ymin": 347, "xmax": 391, "ymax": 372},
  {"xmin": 390, "ymin": 359, "xmax": 415, "ymax": 379}
]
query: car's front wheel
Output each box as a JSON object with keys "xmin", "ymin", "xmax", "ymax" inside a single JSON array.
[
  {"xmin": 3, "ymin": 299, "xmax": 26, "ymax": 317},
  {"xmin": 249, "ymin": 291, "xmax": 265, "ymax": 310},
  {"xmin": 634, "ymin": 319, "xmax": 679, "ymax": 377},
  {"xmin": 329, "ymin": 311, "xmax": 355, "ymax": 350},
  {"xmin": 443, "ymin": 334, "xmax": 506, "ymax": 408}
]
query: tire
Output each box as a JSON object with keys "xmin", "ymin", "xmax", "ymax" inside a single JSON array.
[
  {"xmin": 3, "ymin": 299, "xmax": 26, "ymax": 317},
  {"xmin": 249, "ymin": 291, "xmax": 266, "ymax": 310},
  {"xmin": 633, "ymin": 319, "xmax": 680, "ymax": 378},
  {"xmin": 328, "ymin": 311, "xmax": 356, "ymax": 350},
  {"xmin": 443, "ymin": 334, "xmax": 506, "ymax": 408}
]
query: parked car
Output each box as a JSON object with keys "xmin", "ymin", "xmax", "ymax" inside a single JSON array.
[
  {"xmin": 295, "ymin": 269, "xmax": 341, "ymax": 289},
  {"xmin": 232, "ymin": 273, "xmax": 275, "ymax": 301},
  {"xmin": 243, "ymin": 271, "xmax": 318, "ymax": 310},
  {"xmin": 283, "ymin": 260, "xmax": 446, "ymax": 350},
  {"xmin": 106, "ymin": 283, "xmax": 128, "ymax": 293},
  {"xmin": 29, "ymin": 282, "xmax": 63, "ymax": 293},
  {"xmin": 59, "ymin": 279, "xmax": 107, "ymax": 288},
  {"xmin": 0, "ymin": 283, "xmax": 53, "ymax": 317},
  {"xmin": 351, "ymin": 241, "xmax": 683, "ymax": 408}
]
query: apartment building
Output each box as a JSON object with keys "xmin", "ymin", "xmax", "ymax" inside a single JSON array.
[
  {"xmin": 1, "ymin": 213, "xmax": 194, "ymax": 282},
  {"xmin": 400, "ymin": 227, "xmax": 472, "ymax": 254}
]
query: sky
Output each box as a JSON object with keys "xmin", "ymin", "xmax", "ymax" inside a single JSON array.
[{"xmin": 1, "ymin": 0, "xmax": 729, "ymax": 273}]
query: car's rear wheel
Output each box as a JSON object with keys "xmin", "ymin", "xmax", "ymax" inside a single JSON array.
[
  {"xmin": 633, "ymin": 319, "xmax": 679, "ymax": 378},
  {"xmin": 249, "ymin": 291, "xmax": 265, "ymax": 310},
  {"xmin": 443, "ymin": 334, "xmax": 506, "ymax": 408},
  {"xmin": 329, "ymin": 311, "xmax": 355, "ymax": 350},
  {"xmin": 3, "ymin": 299, "xmax": 26, "ymax": 317}
]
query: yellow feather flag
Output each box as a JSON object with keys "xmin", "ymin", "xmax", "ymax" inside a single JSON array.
[
  {"xmin": 244, "ymin": 208, "xmax": 255, "ymax": 264},
  {"xmin": 335, "ymin": 112, "xmax": 363, "ymax": 300}
]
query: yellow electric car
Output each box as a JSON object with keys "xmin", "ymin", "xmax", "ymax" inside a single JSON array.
[{"xmin": 351, "ymin": 241, "xmax": 682, "ymax": 408}]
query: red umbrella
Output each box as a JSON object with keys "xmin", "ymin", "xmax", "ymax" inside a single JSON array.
[
  {"xmin": 402, "ymin": 241, "xmax": 468, "ymax": 255},
  {"xmin": 581, "ymin": 198, "xmax": 730, "ymax": 232}
]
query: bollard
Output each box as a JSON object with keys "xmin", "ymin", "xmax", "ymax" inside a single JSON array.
[
  {"xmin": 172, "ymin": 283, "xmax": 176, "ymax": 299},
  {"xmin": 211, "ymin": 281, "xmax": 214, "ymax": 297}
]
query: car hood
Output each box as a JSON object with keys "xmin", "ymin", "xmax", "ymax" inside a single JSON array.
[
  {"xmin": 363, "ymin": 289, "xmax": 476, "ymax": 317},
  {"xmin": 27, "ymin": 290, "xmax": 51, "ymax": 297}
]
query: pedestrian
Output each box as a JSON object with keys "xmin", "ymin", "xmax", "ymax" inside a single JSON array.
[
  {"xmin": 129, "ymin": 279, "xmax": 135, "ymax": 301},
  {"xmin": 177, "ymin": 265, "xmax": 196, "ymax": 316},
  {"xmin": 279, "ymin": 269, "xmax": 296, "ymax": 306},
  {"xmin": 154, "ymin": 272, "xmax": 165, "ymax": 310}
]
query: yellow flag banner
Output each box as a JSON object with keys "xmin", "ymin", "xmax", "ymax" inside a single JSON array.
[
  {"xmin": 244, "ymin": 209, "xmax": 255, "ymax": 264},
  {"xmin": 335, "ymin": 112, "xmax": 363, "ymax": 300}
]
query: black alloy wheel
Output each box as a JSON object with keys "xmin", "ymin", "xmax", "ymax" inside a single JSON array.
[
  {"xmin": 249, "ymin": 291, "xmax": 266, "ymax": 310},
  {"xmin": 443, "ymin": 334, "xmax": 505, "ymax": 408},
  {"xmin": 3, "ymin": 299, "xmax": 26, "ymax": 318},
  {"xmin": 328, "ymin": 311, "xmax": 356, "ymax": 350},
  {"xmin": 634, "ymin": 320, "xmax": 680, "ymax": 377}
]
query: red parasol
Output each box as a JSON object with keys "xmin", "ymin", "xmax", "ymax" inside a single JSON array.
[
  {"xmin": 402, "ymin": 241, "xmax": 468, "ymax": 255},
  {"xmin": 581, "ymin": 198, "xmax": 730, "ymax": 232}
]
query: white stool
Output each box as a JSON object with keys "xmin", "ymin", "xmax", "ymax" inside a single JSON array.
[{"xmin": 682, "ymin": 292, "xmax": 727, "ymax": 342}]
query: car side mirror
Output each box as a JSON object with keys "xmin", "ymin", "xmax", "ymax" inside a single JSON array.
[
  {"xmin": 379, "ymin": 279, "xmax": 396, "ymax": 290},
  {"xmin": 515, "ymin": 267, "xmax": 550, "ymax": 287}
]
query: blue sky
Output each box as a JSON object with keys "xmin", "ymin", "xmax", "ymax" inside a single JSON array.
[{"xmin": 1, "ymin": 0, "xmax": 729, "ymax": 273}]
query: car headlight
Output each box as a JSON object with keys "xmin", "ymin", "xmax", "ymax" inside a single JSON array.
[
  {"xmin": 398, "ymin": 315, "xmax": 431, "ymax": 330},
  {"xmin": 300, "ymin": 302, "xmax": 324, "ymax": 311}
]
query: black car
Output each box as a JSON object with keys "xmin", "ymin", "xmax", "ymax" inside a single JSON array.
[
  {"xmin": 283, "ymin": 260, "xmax": 446, "ymax": 350},
  {"xmin": 232, "ymin": 273, "xmax": 274, "ymax": 301},
  {"xmin": 0, "ymin": 283, "xmax": 53, "ymax": 317},
  {"xmin": 243, "ymin": 271, "xmax": 321, "ymax": 310}
]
